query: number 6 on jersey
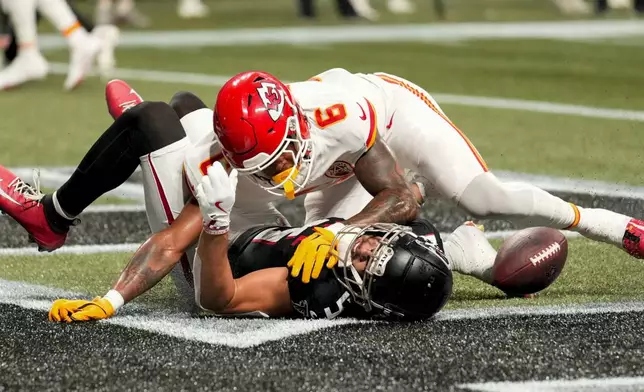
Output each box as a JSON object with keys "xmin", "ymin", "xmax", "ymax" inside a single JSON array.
[{"xmin": 314, "ymin": 104, "xmax": 347, "ymax": 128}]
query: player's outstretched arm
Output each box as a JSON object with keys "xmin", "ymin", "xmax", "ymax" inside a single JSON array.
[
  {"xmin": 348, "ymin": 137, "xmax": 419, "ymax": 225},
  {"xmin": 113, "ymin": 200, "xmax": 202, "ymax": 302},
  {"xmin": 193, "ymin": 161, "xmax": 292, "ymax": 316},
  {"xmin": 48, "ymin": 201, "xmax": 203, "ymax": 323}
]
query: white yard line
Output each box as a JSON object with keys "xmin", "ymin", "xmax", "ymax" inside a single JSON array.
[
  {"xmin": 12, "ymin": 167, "xmax": 144, "ymax": 202},
  {"xmin": 458, "ymin": 377, "xmax": 644, "ymax": 392},
  {"xmin": 84, "ymin": 204, "xmax": 145, "ymax": 213},
  {"xmin": 2, "ymin": 279, "xmax": 643, "ymax": 348},
  {"xmin": 437, "ymin": 301, "xmax": 644, "ymax": 321},
  {"xmin": 48, "ymin": 63, "xmax": 644, "ymax": 124},
  {"xmin": 0, "ymin": 230, "xmax": 579, "ymax": 256},
  {"xmin": 16, "ymin": 163, "xmax": 644, "ymax": 205},
  {"xmin": 39, "ymin": 20, "xmax": 644, "ymax": 49},
  {"xmin": 0, "ymin": 243, "xmax": 141, "ymax": 256},
  {"xmin": 493, "ymin": 170, "xmax": 644, "ymax": 199}
]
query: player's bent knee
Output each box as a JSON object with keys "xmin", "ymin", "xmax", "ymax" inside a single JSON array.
[
  {"xmin": 169, "ymin": 91, "xmax": 207, "ymax": 119},
  {"xmin": 129, "ymin": 100, "xmax": 172, "ymax": 124},
  {"xmin": 126, "ymin": 100, "xmax": 187, "ymax": 154}
]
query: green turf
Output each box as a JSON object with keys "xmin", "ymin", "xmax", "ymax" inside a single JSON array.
[
  {"xmin": 0, "ymin": 252, "xmax": 176, "ymax": 308},
  {"xmin": 2, "ymin": 238, "xmax": 643, "ymax": 310}
]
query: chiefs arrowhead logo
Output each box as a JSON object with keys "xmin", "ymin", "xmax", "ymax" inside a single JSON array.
[
  {"xmin": 257, "ymin": 82, "xmax": 285, "ymax": 122},
  {"xmin": 325, "ymin": 161, "xmax": 354, "ymax": 179}
]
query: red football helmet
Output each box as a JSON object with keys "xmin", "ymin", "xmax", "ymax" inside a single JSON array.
[{"xmin": 213, "ymin": 71, "xmax": 313, "ymax": 199}]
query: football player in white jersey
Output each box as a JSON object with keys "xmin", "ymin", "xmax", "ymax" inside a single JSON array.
[
  {"xmin": 248, "ymin": 68, "xmax": 644, "ymax": 278},
  {"xmin": 212, "ymin": 71, "xmax": 423, "ymax": 283}
]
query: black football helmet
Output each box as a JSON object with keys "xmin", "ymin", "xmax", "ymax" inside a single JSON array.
[{"xmin": 332, "ymin": 223, "xmax": 453, "ymax": 320}]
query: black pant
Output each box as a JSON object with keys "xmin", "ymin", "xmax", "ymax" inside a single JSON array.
[
  {"xmin": 596, "ymin": 0, "xmax": 644, "ymax": 13},
  {"xmin": 298, "ymin": 0, "xmax": 358, "ymax": 18},
  {"xmin": 1, "ymin": 0, "xmax": 94, "ymax": 64}
]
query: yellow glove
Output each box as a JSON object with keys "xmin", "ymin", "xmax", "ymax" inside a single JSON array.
[
  {"xmin": 287, "ymin": 227, "xmax": 339, "ymax": 283},
  {"xmin": 49, "ymin": 297, "xmax": 115, "ymax": 323},
  {"xmin": 49, "ymin": 299, "xmax": 92, "ymax": 322}
]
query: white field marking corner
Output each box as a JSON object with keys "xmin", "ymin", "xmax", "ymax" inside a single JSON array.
[
  {"xmin": 458, "ymin": 376, "xmax": 644, "ymax": 392},
  {"xmin": 0, "ymin": 279, "xmax": 367, "ymax": 348},
  {"xmin": 2, "ymin": 279, "xmax": 644, "ymax": 348}
]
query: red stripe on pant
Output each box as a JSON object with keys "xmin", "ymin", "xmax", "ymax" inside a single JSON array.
[{"xmin": 148, "ymin": 153, "xmax": 194, "ymax": 288}]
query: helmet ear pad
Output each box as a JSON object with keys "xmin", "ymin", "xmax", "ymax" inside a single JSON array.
[{"xmin": 370, "ymin": 235, "xmax": 453, "ymax": 320}]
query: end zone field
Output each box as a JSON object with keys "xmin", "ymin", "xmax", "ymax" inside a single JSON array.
[{"xmin": 2, "ymin": 4, "xmax": 644, "ymax": 389}]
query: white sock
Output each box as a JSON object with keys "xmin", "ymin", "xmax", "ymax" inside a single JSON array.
[
  {"xmin": 98, "ymin": 0, "xmax": 114, "ymax": 11},
  {"xmin": 573, "ymin": 207, "xmax": 631, "ymax": 245},
  {"xmin": 460, "ymin": 173, "xmax": 579, "ymax": 230},
  {"xmin": 36, "ymin": 0, "xmax": 88, "ymax": 45},
  {"xmin": 52, "ymin": 191, "xmax": 76, "ymax": 220},
  {"xmin": 96, "ymin": 0, "xmax": 113, "ymax": 25},
  {"xmin": 4, "ymin": 0, "xmax": 39, "ymax": 52},
  {"xmin": 443, "ymin": 224, "xmax": 497, "ymax": 284},
  {"xmin": 500, "ymin": 181, "xmax": 578, "ymax": 229},
  {"xmin": 116, "ymin": 0, "xmax": 135, "ymax": 15},
  {"xmin": 179, "ymin": 0, "xmax": 204, "ymax": 6}
]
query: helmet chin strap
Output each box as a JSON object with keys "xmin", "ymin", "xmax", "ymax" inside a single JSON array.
[{"xmin": 272, "ymin": 167, "xmax": 300, "ymax": 200}]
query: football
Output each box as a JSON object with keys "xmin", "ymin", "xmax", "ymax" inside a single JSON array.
[{"xmin": 492, "ymin": 227, "xmax": 568, "ymax": 296}]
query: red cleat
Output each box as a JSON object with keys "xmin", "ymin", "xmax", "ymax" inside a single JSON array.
[
  {"xmin": 0, "ymin": 166, "xmax": 66, "ymax": 251},
  {"xmin": 105, "ymin": 79, "xmax": 144, "ymax": 120},
  {"xmin": 622, "ymin": 219, "xmax": 644, "ymax": 259}
]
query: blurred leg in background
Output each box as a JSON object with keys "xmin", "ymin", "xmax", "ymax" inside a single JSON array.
[
  {"xmin": 0, "ymin": 0, "xmax": 49, "ymax": 89},
  {"xmin": 298, "ymin": 0, "xmax": 360, "ymax": 20},
  {"xmin": 97, "ymin": 0, "xmax": 209, "ymax": 27},
  {"xmin": 177, "ymin": 0, "xmax": 209, "ymax": 19},
  {"xmin": 299, "ymin": 0, "xmax": 414, "ymax": 21},
  {"xmin": 551, "ymin": 0, "xmax": 592, "ymax": 14},
  {"xmin": 597, "ymin": 0, "xmax": 644, "ymax": 14},
  {"xmin": 636, "ymin": 0, "xmax": 644, "ymax": 13},
  {"xmin": 96, "ymin": 0, "xmax": 149, "ymax": 27},
  {"xmin": 0, "ymin": 0, "xmax": 118, "ymax": 90}
]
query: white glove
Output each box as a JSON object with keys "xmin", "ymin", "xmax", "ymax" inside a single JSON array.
[{"xmin": 195, "ymin": 162, "xmax": 238, "ymax": 235}]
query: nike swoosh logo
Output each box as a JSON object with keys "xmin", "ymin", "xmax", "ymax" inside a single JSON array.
[
  {"xmin": 386, "ymin": 111, "xmax": 395, "ymax": 130},
  {"xmin": 357, "ymin": 103, "xmax": 367, "ymax": 121},
  {"xmin": 130, "ymin": 88, "xmax": 143, "ymax": 101},
  {"xmin": 214, "ymin": 201, "xmax": 227, "ymax": 213},
  {"xmin": 0, "ymin": 179, "xmax": 22, "ymax": 206}
]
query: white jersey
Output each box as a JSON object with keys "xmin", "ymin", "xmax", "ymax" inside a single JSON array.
[
  {"xmin": 183, "ymin": 133, "xmax": 289, "ymax": 241},
  {"xmin": 304, "ymin": 68, "xmax": 489, "ymax": 207},
  {"xmin": 286, "ymin": 80, "xmax": 382, "ymax": 198}
]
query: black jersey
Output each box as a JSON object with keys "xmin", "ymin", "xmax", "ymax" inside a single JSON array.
[{"xmin": 227, "ymin": 218, "xmax": 442, "ymax": 319}]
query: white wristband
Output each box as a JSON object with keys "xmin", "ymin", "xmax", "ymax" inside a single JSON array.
[{"xmin": 103, "ymin": 289, "xmax": 125, "ymax": 312}]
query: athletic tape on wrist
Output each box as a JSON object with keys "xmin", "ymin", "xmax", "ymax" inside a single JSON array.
[{"xmin": 103, "ymin": 289, "xmax": 125, "ymax": 312}]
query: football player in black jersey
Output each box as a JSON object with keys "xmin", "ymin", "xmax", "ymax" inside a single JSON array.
[
  {"xmin": 49, "ymin": 162, "xmax": 454, "ymax": 322},
  {"xmin": 176, "ymin": 161, "xmax": 452, "ymax": 320}
]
